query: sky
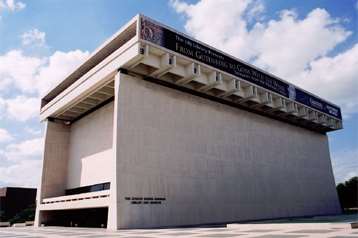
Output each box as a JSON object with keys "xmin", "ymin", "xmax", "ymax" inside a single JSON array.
[{"xmin": 0, "ymin": 0, "xmax": 357, "ymax": 187}]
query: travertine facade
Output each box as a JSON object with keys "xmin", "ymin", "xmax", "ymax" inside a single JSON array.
[
  {"xmin": 114, "ymin": 74, "xmax": 340, "ymax": 228},
  {"xmin": 35, "ymin": 15, "xmax": 342, "ymax": 229},
  {"xmin": 67, "ymin": 102, "xmax": 113, "ymax": 189}
]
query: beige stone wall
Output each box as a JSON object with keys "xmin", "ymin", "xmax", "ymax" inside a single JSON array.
[
  {"xmin": 115, "ymin": 74, "xmax": 340, "ymax": 228},
  {"xmin": 67, "ymin": 101, "xmax": 114, "ymax": 189},
  {"xmin": 35, "ymin": 121, "xmax": 70, "ymax": 227},
  {"xmin": 39, "ymin": 121, "xmax": 70, "ymax": 199},
  {"xmin": 35, "ymin": 102, "xmax": 115, "ymax": 227}
]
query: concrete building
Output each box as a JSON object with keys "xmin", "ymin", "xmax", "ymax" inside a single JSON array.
[
  {"xmin": 0, "ymin": 187, "xmax": 36, "ymax": 222},
  {"xmin": 35, "ymin": 15, "xmax": 343, "ymax": 229}
]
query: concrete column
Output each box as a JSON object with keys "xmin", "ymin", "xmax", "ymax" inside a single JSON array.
[
  {"xmin": 34, "ymin": 120, "xmax": 50, "ymax": 228},
  {"xmin": 34, "ymin": 120, "xmax": 70, "ymax": 227},
  {"xmin": 107, "ymin": 71, "xmax": 122, "ymax": 230}
]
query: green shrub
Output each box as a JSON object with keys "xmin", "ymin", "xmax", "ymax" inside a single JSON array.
[
  {"xmin": 8, "ymin": 204, "xmax": 35, "ymax": 224},
  {"xmin": 336, "ymin": 176, "xmax": 358, "ymax": 210}
]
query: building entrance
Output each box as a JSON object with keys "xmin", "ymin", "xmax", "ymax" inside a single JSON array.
[{"xmin": 43, "ymin": 208, "xmax": 108, "ymax": 228}]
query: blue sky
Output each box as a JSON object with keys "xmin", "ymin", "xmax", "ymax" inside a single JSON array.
[{"xmin": 0, "ymin": 0, "xmax": 357, "ymax": 187}]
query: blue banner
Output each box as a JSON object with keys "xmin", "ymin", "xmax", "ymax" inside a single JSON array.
[{"xmin": 140, "ymin": 17, "xmax": 342, "ymax": 120}]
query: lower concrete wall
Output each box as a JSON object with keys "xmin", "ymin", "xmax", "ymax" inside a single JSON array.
[
  {"xmin": 35, "ymin": 102, "xmax": 114, "ymax": 227},
  {"xmin": 116, "ymin": 75, "xmax": 340, "ymax": 228},
  {"xmin": 39, "ymin": 121, "xmax": 70, "ymax": 199},
  {"xmin": 67, "ymin": 101, "xmax": 114, "ymax": 189},
  {"xmin": 35, "ymin": 121, "xmax": 70, "ymax": 227}
]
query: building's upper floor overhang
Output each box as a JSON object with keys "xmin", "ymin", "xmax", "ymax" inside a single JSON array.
[{"xmin": 40, "ymin": 14, "xmax": 343, "ymax": 133}]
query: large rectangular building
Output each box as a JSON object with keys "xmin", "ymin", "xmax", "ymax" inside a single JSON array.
[
  {"xmin": 0, "ymin": 187, "xmax": 36, "ymax": 222},
  {"xmin": 35, "ymin": 15, "xmax": 342, "ymax": 229}
]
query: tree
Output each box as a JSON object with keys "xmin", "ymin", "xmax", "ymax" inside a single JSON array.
[
  {"xmin": 8, "ymin": 204, "xmax": 35, "ymax": 224},
  {"xmin": 0, "ymin": 210, "xmax": 5, "ymax": 222},
  {"xmin": 336, "ymin": 176, "xmax": 358, "ymax": 210}
]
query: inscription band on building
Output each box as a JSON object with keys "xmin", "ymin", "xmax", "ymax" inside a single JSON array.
[{"xmin": 140, "ymin": 17, "xmax": 342, "ymax": 120}]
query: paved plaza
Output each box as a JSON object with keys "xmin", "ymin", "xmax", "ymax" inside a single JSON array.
[{"xmin": 0, "ymin": 219, "xmax": 357, "ymax": 238}]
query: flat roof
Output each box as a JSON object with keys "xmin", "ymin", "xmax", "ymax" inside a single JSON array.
[
  {"xmin": 138, "ymin": 15, "xmax": 341, "ymax": 120},
  {"xmin": 42, "ymin": 14, "xmax": 342, "ymax": 121},
  {"xmin": 40, "ymin": 14, "xmax": 342, "ymax": 132}
]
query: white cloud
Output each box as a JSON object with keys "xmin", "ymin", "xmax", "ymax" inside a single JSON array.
[
  {"xmin": 5, "ymin": 0, "xmax": 25, "ymax": 11},
  {"xmin": 0, "ymin": 137, "xmax": 43, "ymax": 187},
  {"xmin": 251, "ymin": 8, "xmax": 350, "ymax": 78},
  {"xmin": 170, "ymin": 0, "xmax": 357, "ymax": 117},
  {"xmin": 293, "ymin": 43, "xmax": 358, "ymax": 118},
  {"xmin": 0, "ymin": 3, "xmax": 86, "ymax": 187},
  {"xmin": 0, "ymin": 128, "xmax": 12, "ymax": 143},
  {"xmin": 0, "ymin": 159, "xmax": 41, "ymax": 187},
  {"xmin": 0, "ymin": 50, "xmax": 44, "ymax": 94},
  {"xmin": 343, "ymin": 171, "xmax": 358, "ymax": 182},
  {"xmin": 332, "ymin": 148, "xmax": 358, "ymax": 183},
  {"xmin": 35, "ymin": 50, "xmax": 90, "ymax": 97},
  {"xmin": 0, "ymin": 0, "xmax": 25, "ymax": 13},
  {"xmin": 246, "ymin": 0, "xmax": 264, "ymax": 22},
  {"xmin": 2, "ymin": 96, "xmax": 40, "ymax": 121},
  {"xmin": 25, "ymin": 127, "xmax": 42, "ymax": 136},
  {"xmin": 171, "ymin": 0, "xmax": 256, "ymax": 60},
  {"xmin": 0, "ymin": 97, "xmax": 5, "ymax": 117},
  {"xmin": 21, "ymin": 28, "xmax": 46, "ymax": 46},
  {"xmin": 0, "ymin": 27, "xmax": 89, "ymax": 187},
  {"xmin": 4, "ymin": 137, "xmax": 43, "ymax": 161},
  {"xmin": 0, "ymin": 49, "xmax": 89, "ymax": 95},
  {"xmin": 0, "ymin": 49, "xmax": 89, "ymax": 121},
  {"xmin": 0, "ymin": 44, "xmax": 88, "ymax": 186}
]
